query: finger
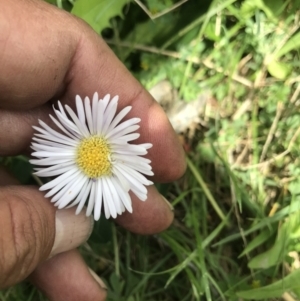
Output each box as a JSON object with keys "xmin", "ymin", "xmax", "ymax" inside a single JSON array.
[
  {"xmin": 0, "ymin": 186, "xmax": 54, "ymax": 289},
  {"xmin": 29, "ymin": 250, "xmax": 107, "ymax": 301},
  {"xmin": 0, "ymin": 183, "xmax": 93, "ymax": 289},
  {"xmin": 116, "ymin": 185, "xmax": 174, "ymax": 234},
  {"xmin": 0, "ymin": 0, "xmax": 76, "ymax": 109},
  {"xmin": 0, "ymin": 0, "xmax": 186, "ymax": 182}
]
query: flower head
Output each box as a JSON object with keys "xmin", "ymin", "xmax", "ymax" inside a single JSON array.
[{"xmin": 30, "ymin": 93, "xmax": 153, "ymax": 220}]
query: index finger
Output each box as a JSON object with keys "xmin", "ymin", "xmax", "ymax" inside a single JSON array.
[{"xmin": 0, "ymin": 0, "xmax": 186, "ymax": 182}]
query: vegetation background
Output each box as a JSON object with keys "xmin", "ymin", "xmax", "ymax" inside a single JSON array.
[{"xmin": 2, "ymin": 0, "xmax": 300, "ymax": 300}]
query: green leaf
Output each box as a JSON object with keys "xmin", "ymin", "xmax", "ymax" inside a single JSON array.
[
  {"xmin": 240, "ymin": 0, "xmax": 285, "ymax": 19},
  {"xmin": 248, "ymin": 219, "xmax": 292, "ymax": 269},
  {"xmin": 239, "ymin": 229, "xmax": 274, "ymax": 258},
  {"xmin": 236, "ymin": 269, "xmax": 300, "ymax": 299},
  {"xmin": 8, "ymin": 156, "xmax": 33, "ymax": 184},
  {"xmin": 240, "ymin": 0, "xmax": 258, "ymax": 18},
  {"xmin": 44, "ymin": 0, "xmax": 57, "ymax": 4},
  {"xmin": 262, "ymin": 0, "xmax": 286, "ymax": 17},
  {"xmin": 275, "ymin": 31, "xmax": 300, "ymax": 59},
  {"xmin": 71, "ymin": 0, "xmax": 131, "ymax": 33},
  {"xmin": 109, "ymin": 272, "xmax": 125, "ymax": 295},
  {"xmin": 267, "ymin": 60, "xmax": 292, "ymax": 80},
  {"xmin": 288, "ymin": 178, "xmax": 300, "ymax": 195},
  {"xmin": 88, "ymin": 215, "xmax": 112, "ymax": 244},
  {"xmin": 248, "ymin": 229, "xmax": 289, "ymax": 269},
  {"xmin": 204, "ymin": 21, "xmax": 221, "ymax": 42},
  {"xmin": 248, "ymin": 240, "xmax": 284, "ymax": 269}
]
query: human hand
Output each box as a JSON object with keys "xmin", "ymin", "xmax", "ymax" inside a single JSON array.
[{"xmin": 0, "ymin": 0, "xmax": 186, "ymax": 300}]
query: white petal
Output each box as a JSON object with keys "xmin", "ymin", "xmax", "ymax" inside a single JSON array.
[
  {"xmin": 123, "ymin": 162, "xmax": 154, "ymax": 176},
  {"xmin": 112, "ymin": 167, "xmax": 130, "ymax": 192},
  {"xmin": 111, "ymin": 133, "xmax": 140, "ymax": 144},
  {"xmin": 111, "ymin": 176, "xmax": 132, "ymax": 213},
  {"xmin": 114, "ymin": 165, "xmax": 148, "ymax": 195},
  {"xmin": 106, "ymin": 118, "xmax": 140, "ymax": 139},
  {"xmin": 96, "ymin": 100, "xmax": 106, "ymax": 134},
  {"xmin": 112, "ymin": 149, "xmax": 147, "ymax": 156},
  {"xmin": 107, "ymin": 106, "xmax": 132, "ymax": 132},
  {"xmin": 76, "ymin": 95, "xmax": 86, "ymax": 125},
  {"xmin": 102, "ymin": 180, "xmax": 110, "ymax": 218},
  {"xmin": 32, "ymin": 142, "xmax": 73, "ymax": 153},
  {"xmin": 57, "ymin": 101, "xmax": 68, "ymax": 118},
  {"xmin": 116, "ymin": 170, "xmax": 147, "ymax": 201},
  {"xmin": 131, "ymin": 186, "xmax": 147, "ymax": 201},
  {"xmin": 32, "ymin": 137, "xmax": 72, "ymax": 148},
  {"xmin": 45, "ymin": 170, "xmax": 81, "ymax": 199},
  {"xmin": 33, "ymin": 162, "xmax": 74, "ymax": 173},
  {"xmin": 138, "ymin": 143, "xmax": 153, "ymax": 150},
  {"xmin": 84, "ymin": 96, "xmax": 94, "ymax": 134},
  {"xmin": 111, "ymin": 144, "xmax": 148, "ymax": 156},
  {"xmin": 55, "ymin": 174, "xmax": 86, "ymax": 208},
  {"xmin": 34, "ymin": 164, "xmax": 76, "ymax": 177},
  {"xmin": 113, "ymin": 154, "xmax": 151, "ymax": 166},
  {"xmin": 54, "ymin": 109, "xmax": 80, "ymax": 135},
  {"xmin": 32, "ymin": 150, "xmax": 74, "ymax": 157},
  {"xmin": 51, "ymin": 180, "xmax": 74, "ymax": 203},
  {"xmin": 53, "ymin": 173, "xmax": 84, "ymax": 205},
  {"xmin": 117, "ymin": 163, "xmax": 152, "ymax": 186},
  {"xmin": 38, "ymin": 119, "xmax": 78, "ymax": 141},
  {"xmin": 30, "ymin": 157, "xmax": 74, "ymax": 166},
  {"xmin": 120, "ymin": 202, "xmax": 126, "ymax": 213},
  {"xmin": 86, "ymin": 181, "xmax": 96, "ymax": 216},
  {"xmin": 34, "ymin": 133, "xmax": 78, "ymax": 147},
  {"xmin": 114, "ymin": 157, "xmax": 153, "ymax": 175},
  {"xmin": 50, "ymin": 115, "xmax": 80, "ymax": 139},
  {"xmin": 92, "ymin": 92, "xmax": 98, "ymax": 134},
  {"xmin": 102, "ymin": 177, "xmax": 117, "ymax": 218},
  {"xmin": 102, "ymin": 95, "xmax": 118, "ymax": 134},
  {"xmin": 108, "ymin": 125, "xmax": 140, "ymax": 140},
  {"xmin": 76, "ymin": 180, "xmax": 92, "ymax": 214},
  {"xmin": 66, "ymin": 178, "xmax": 89, "ymax": 208},
  {"xmin": 94, "ymin": 179, "xmax": 103, "ymax": 221},
  {"xmin": 111, "ymin": 143, "xmax": 145, "ymax": 152},
  {"xmin": 33, "ymin": 124, "xmax": 76, "ymax": 145},
  {"xmin": 65, "ymin": 105, "xmax": 89, "ymax": 137},
  {"xmin": 40, "ymin": 168, "xmax": 79, "ymax": 191},
  {"xmin": 106, "ymin": 177, "xmax": 122, "ymax": 215},
  {"xmin": 31, "ymin": 142, "xmax": 74, "ymax": 153},
  {"xmin": 102, "ymin": 94, "xmax": 110, "ymax": 110}
]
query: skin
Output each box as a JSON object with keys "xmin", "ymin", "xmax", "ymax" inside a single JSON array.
[{"xmin": 0, "ymin": 0, "xmax": 186, "ymax": 300}]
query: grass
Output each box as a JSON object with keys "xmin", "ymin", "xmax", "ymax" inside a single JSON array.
[{"xmin": 2, "ymin": 0, "xmax": 300, "ymax": 300}]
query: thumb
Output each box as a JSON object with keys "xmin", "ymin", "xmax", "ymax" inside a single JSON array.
[{"xmin": 0, "ymin": 185, "xmax": 93, "ymax": 289}]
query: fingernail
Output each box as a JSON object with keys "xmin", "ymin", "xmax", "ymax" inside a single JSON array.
[
  {"xmin": 161, "ymin": 195, "xmax": 174, "ymax": 211},
  {"xmin": 50, "ymin": 207, "xmax": 94, "ymax": 257},
  {"xmin": 88, "ymin": 268, "xmax": 108, "ymax": 290}
]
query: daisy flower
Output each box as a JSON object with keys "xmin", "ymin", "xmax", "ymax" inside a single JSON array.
[{"xmin": 30, "ymin": 93, "xmax": 153, "ymax": 221}]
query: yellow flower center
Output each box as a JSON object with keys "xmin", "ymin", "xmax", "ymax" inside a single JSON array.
[{"xmin": 76, "ymin": 136, "xmax": 112, "ymax": 178}]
